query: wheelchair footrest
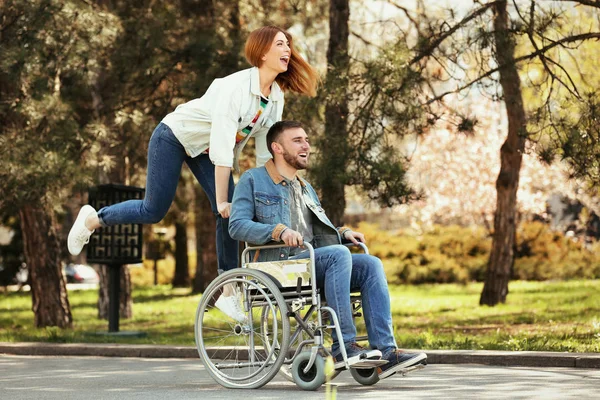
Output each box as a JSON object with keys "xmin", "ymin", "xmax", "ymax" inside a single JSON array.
[
  {"xmin": 334, "ymin": 357, "xmax": 388, "ymax": 370},
  {"xmin": 398, "ymin": 363, "xmax": 426, "ymax": 376},
  {"xmin": 350, "ymin": 359, "xmax": 388, "ymax": 369}
]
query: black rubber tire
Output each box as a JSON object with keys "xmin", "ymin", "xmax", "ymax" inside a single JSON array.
[
  {"xmin": 291, "ymin": 352, "xmax": 326, "ymax": 391},
  {"xmin": 350, "ymin": 367, "xmax": 380, "ymax": 386}
]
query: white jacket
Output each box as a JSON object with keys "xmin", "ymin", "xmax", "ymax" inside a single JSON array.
[{"xmin": 161, "ymin": 67, "xmax": 284, "ymax": 169}]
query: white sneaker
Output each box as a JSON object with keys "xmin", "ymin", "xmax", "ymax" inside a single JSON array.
[
  {"xmin": 67, "ymin": 205, "xmax": 96, "ymax": 256},
  {"xmin": 215, "ymin": 290, "xmax": 247, "ymax": 322}
]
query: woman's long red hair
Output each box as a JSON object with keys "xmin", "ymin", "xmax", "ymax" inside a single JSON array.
[{"xmin": 245, "ymin": 26, "xmax": 319, "ymax": 97}]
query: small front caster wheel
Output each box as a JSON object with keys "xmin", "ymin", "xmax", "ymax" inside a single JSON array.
[
  {"xmin": 292, "ymin": 352, "xmax": 326, "ymax": 391},
  {"xmin": 350, "ymin": 367, "xmax": 380, "ymax": 386}
]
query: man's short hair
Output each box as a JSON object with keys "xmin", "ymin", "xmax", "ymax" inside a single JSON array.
[{"xmin": 267, "ymin": 120, "xmax": 304, "ymax": 157}]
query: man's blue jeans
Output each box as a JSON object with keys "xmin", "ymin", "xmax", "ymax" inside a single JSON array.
[
  {"xmin": 97, "ymin": 122, "xmax": 239, "ymax": 271},
  {"xmin": 291, "ymin": 245, "xmax": 397, "ymax": 353}
]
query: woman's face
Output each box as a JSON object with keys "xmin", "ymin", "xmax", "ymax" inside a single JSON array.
[{"xmin": 261, "ymin": 31, "xmax": 291, "ymax": 73}]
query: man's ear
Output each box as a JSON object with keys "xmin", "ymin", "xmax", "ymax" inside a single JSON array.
[{"xmin": 271, "ymin": 142, "xmax": 283, "ymax": 155}]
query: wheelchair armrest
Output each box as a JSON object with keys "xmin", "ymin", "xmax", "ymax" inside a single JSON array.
[
  {"xmin": 243, "ymin": 241, "xmax": 369, "ymax": 257},
  {"xmin": 242, "ymin": 242, "xmax": 316, "ymax": 264},
  {"xmin": 344, "ymin": 241, "xmax": 369, "ymax": 255}
]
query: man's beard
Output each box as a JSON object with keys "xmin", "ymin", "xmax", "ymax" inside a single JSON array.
[{"xmin": 282, "ymin": 149, "xmax": 308, "ymax": 170}]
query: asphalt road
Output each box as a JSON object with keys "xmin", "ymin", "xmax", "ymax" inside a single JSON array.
[{"xmin": 1, "ymin": 355, "xmax": 599, "ymax": 399}]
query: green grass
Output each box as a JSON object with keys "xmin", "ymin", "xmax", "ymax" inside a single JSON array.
[
  {"xmin": 389, "ymin": 280, "xmax": 600, "ymax": 352},
  {"xmin": 1, "ymin": 280, "xmax": 599, "ymax": 352}
]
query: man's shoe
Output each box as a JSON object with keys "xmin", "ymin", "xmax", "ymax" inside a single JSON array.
[
  {"xmin": 377, "ymin": 349, "xmax": 427, "ymax": 379},
  {"xmin": 67, "ymin": 205, "xmax": 96, "ymax": 256},
  {"xmin": 333, "ymin": 343, "xmax": 383, "ymax": 369},
  {"xmin": 215, "ymin": 291, "xmax": 247, "ymax": 322}
]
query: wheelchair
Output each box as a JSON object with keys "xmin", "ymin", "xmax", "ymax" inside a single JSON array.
[{"xmin": 194, "ymin": 242, "xmax": 390, "ymax": 390}]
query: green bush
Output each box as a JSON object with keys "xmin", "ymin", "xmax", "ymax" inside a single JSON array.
[
  {"xmin": 355, "ymin": 221, "xmax": 600, "ymax": 284},
  {"xmin": 512, "ymin": 221, "xmax": 600, "ymax": 280}
]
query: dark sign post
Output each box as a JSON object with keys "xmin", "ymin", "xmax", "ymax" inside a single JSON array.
[{"xmin": 86, "ymin": 184, "xmax": 144, "ymax": 333}]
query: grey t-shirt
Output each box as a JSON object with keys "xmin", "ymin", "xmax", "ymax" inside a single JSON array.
[{"xmin": 287, "ymin": 177, "xmax": 313, "ymax": 256}]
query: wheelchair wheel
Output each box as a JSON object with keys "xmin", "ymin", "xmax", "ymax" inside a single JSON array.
[
  {"xmin": 291, "ymin": 352, "xmax": 326, "ymax": 391},
  {"xmin": 260, "ymin": 301, "xmax": 344, "ymax": 382},
  {"xmin": 195, "ymin": 268, "xmax": 290, "ymax": 389},
  {"xmin": 350, "ymin": 367, "xmax": 380, "ymax": 386},
  {"xmin": 260, "ymin": 304, "xmax": 293, "ymax": 382},
  {"xmin": 261, "ymin": 303, "xmax": 319, "ymax": 382}
]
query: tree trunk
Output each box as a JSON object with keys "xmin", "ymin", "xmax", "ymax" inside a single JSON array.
[
  {"xmin": 172, "ymin": 221, "xmax": 190, "ymax": 287},
  {"xmin": 228, "ymin": 0, "xmax": 242, "ymax": 64},
  {"xmin": 18, "ymin": 203, "xmax": 72, "ymax": 328},
  {"xmin": 192, "ymin": 187, "xmax": 218, "ymax": 293},
  {"xmin": 480, "ymin": 0, "xmax": 527, "ymax": 306},
  {"xmin": 320, "ymin": 0, "xmax": 350, "ymax": 226},
  {"xmin": 170, "ymin": 170, "xmax": 192, "ymax": 288},
  {"xmin": 216, "ymin": 0, "xmax": 243, "ymax": 76},
  {"xmin": 97, "ymin": 264, "xmax": 132, "ymax": 319}
]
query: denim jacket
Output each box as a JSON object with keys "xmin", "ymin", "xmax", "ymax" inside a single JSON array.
[{"xmin": 229, "ymin": 160, "xmax": 348, "ymax": 262}]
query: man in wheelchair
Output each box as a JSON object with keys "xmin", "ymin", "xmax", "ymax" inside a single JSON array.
[{"xmin": 228, "ymin": 120, "xmax": 427, "ymax": 379}]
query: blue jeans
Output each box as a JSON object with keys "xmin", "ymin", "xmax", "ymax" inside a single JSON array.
[
  {"xmin": 97, "ymin": 123, "xmax": 239, "ymax": 271},
  {"xmin": 291, "ymin": 245, "xmax": 396, "ymax": 353}
]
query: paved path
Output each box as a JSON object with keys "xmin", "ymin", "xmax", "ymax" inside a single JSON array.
[
  {"xmin": 1, "ymin": 354, "xmax": 599, "ymax": 400},
  {"xmin": 1, "ymin": 342, "xmax": 599, "ymax": 368}
]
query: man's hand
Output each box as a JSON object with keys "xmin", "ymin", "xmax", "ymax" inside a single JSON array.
[
  {"xmin": 343, "ymin": 230, "xmax": 366, "ymax": 245},
  {"xmin": 217, "ymin": 202, "xmax": 231, "ymax": 218},
  {"xmin": 281, "ymin": 229, "xmax": 304, "ymax": 247}
]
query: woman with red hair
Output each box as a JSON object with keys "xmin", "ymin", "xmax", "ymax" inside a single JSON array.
[{"xmin": 68, "ymin": 26, "xmax": 318, "ymax": 281}]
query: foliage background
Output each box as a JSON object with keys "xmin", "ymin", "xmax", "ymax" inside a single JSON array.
[{"xmin": 1, "ymin": 0, "xmax": 599, "ymax": 329}]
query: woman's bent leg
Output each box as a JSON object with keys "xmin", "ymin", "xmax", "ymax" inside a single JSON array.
[
  {"xmin": 186, "ymin": 154, "xmax": 239, "ymax": 273},
  {"xmin": 97, "ymin": 123, "xmax": 186, "ymax": 226}
]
